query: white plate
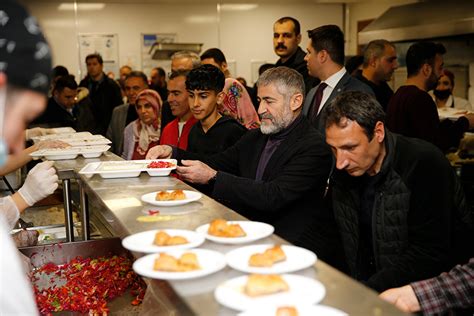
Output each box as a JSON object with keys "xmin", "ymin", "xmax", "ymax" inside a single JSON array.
[
  {"xmin": 122, "ymin": 229, "xmax": 205, "ymax": 253},
  {"xmin": 133, "ymin": 248, "xmax": 226, "ymax": 280},
  {"xmin": 79, "ymin": 159, "xmax": 177, "ymax": 178},
  {"xmin": 196, "ymin": 221, "xmax": 274, "ymax": 244},
  {"xmin": 215, "ymin": 274, "xmax": 325, "ymax": 311},
  {"xmin": 226, "ymin": 244, "xmax": 317, "ymax": 274},
  {"xmin": 141, "ymin": 190, "xmax": 202, "ymax": 206},
  {"xmin": 238, "ymin": 304, "xmax": 348, "ymax": 316}
]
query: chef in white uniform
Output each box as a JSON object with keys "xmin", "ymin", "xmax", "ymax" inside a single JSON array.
[{"xmin": 0, "ymin": 1, "xmax": 59, "ymax": 314}]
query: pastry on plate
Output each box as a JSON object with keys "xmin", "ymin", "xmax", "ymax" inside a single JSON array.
[
  {"xmin": 170, "ymin": 189, "xmax": 186, "ymax": 200},
  {"xmin": 276, "ymin": 306, "xmax": 298, "ymax": 316},
  {"xmin": 153, "ymin": 252, "xmax": 200, "ymax": 272},
  {"xmin": 248, "ymin": 253, "xmax": 274, "ymax": 267},
  {"xmin": 264, "ymin": 245, "xmax": 286, "ymax": 263},
  {"xmin": 248, "ymin": 245, "xmax": 286, "ymax": 267},
  {"xmin": 244, "ymin": 274, "xmax": 289, "ymax": 297},
  {"xmin": 207, "ymin": 219, "xmax": 246, "ymax": 237},
  {"xmin": 166, "ymin": 235, "xmax": 188, "ymax": 245},
  {"xmin": 153, "ymin": 231, "xmax": 189, "ymax": 246}
]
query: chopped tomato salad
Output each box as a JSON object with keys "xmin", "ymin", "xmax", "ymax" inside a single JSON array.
[
  {"xmin": 146, "ymin": 161, "xmax": 174, "ymax": 169},
  {"xmin": 31, "ymin": 255, "xmax": 146, "ymax": 315}
]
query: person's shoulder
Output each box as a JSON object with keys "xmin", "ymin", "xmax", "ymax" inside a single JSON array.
[
  {"xmin": 392, "ymin": 133, "xmax": 448, "ymax": 168},
  {"xmin": 217, "ymin": 116, "xmax": 246, "ymax": 131},
  {"xmin": 345, "ymin": 75, "xmax": 374, "ymax": 95}
]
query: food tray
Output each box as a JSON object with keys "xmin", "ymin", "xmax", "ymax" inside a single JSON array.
[
  {"xmin": 79, "ymin": 159, "xmax": 177, "ymax": 178},
  {"xmin": 31, "ymin": 131, "xmax": 92, "ymax": 142},
  {"xmin": 30, "ymin": 145, "xmax": 111, "ymax": 160}
]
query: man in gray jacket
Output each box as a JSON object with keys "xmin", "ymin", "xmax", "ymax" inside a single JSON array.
[{"xmin": 106, "ymin": 71, "xmax": 148, "ymax": 155}]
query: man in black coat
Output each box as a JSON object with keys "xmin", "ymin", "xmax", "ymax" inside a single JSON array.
[
  {"xmin": 146, "ymin": 67, "xmax": 341, "ymax": 261},
  {"xmin": 79, "ymin": 53, "xmax": 122, "ymax": 136},
  {"xmin": 31, "ymin": 75, "xmax": 96, "ymax": 132},
  {"xmin": 323, "ymin": 91, "xmax": 473, "ymax": 292}
]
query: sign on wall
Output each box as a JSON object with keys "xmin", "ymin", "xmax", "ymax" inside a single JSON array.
[{"xmin": 78, "ymin": 33, "xmax": 119, "ymax": 80}]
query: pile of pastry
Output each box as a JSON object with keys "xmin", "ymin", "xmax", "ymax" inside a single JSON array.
[
  {"xmin": 207, "ymin": 218, "xmax": 246, "ymax": 237},
  {"xmin": 155, "ymin": 189, "xmax": 186, "ymax": 201}
]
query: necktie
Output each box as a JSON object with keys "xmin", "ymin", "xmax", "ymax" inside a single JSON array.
[{"xmin": 310, "ymin": 82, "xmax": 328, "ymax": 123}]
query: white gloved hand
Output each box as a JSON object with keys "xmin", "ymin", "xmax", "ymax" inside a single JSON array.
[{"xmin": 18, "ymin": 161, "xmax": 58, "ymax": 206}]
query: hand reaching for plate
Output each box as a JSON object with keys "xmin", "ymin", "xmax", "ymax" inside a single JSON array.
[{"xmin": 146, "ymin": 145, "xmax": 172, "ymax": 159}]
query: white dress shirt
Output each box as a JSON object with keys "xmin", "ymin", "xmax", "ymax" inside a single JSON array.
[{"xmin": 317, "ymin": 67, "xmax": 347, "ymax": 115}]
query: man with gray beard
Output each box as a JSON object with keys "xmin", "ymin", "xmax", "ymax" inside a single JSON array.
[{"xmin": 146, "ymin": 67, "xmax": 342, "ymax": 260}]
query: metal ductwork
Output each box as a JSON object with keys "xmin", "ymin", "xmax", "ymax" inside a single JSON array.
[
  {"xmin": 358, "ymin": 0, "xmax": 474, "ymax": 44},
  {"xmin": 149, "ymin": 42, "xmax": 203, "ymax": 60}
]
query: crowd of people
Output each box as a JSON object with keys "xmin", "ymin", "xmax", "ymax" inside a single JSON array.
[{"xmin": 1, "ymin": 0, "xmax": 473, "ymax": 314}]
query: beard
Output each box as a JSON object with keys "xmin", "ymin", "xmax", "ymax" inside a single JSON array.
[
  {"xmin": 259, "ymin": 107, "xmax": 294, "ymax": 135},
  {"xmin": 426, "ymin": 72, "xmax": 439, "ymax": 91}
]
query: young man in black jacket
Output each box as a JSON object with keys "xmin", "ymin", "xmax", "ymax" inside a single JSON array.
[{"xmin": 324, "ymin": 90, "xmax": 473, "ymax": 292}]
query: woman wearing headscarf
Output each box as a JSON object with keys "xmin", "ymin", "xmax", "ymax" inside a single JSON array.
[{"xmin": 122, "ymin": 89, "xmax": 162, "ymax": 160}]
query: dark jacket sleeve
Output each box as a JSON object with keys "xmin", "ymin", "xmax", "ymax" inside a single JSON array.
[
  {"xmin": 367, "ymin": 148, "xmax": 455, "ymax": 291},
  {"xmin": 211, "ymin": 136, "xmax": 331, "ymax": 213}
]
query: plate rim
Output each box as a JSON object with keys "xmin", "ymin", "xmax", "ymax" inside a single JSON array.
[
  {"xmin": 121, "ymin": 229, "xmax": 205, "ymax": 253},
  {"xmin": 214, "ymin": 273, "xmax": 326, "ymax": 311},
  {"xmin": 141, "ymin": 190, "xmax": 202, "ymax": 206},
  {"xmin": 225, "ymin": 244, "xmax": 317, "ymax": 274},
  {"xmin": 132, "ymin": 248, "xmax": 226, "ymax": 280},
  {"xmin": 195, "ymin": 221, "xmax": 275, "ymax": 244}
]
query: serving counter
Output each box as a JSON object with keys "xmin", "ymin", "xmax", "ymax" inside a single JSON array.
[{"xmin": 52, "ymin": 154, "xmax": 407, "ymax": 315}]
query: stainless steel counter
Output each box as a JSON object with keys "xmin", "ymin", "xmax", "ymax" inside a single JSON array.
[{"xmin": 73, "ymin": 166, "xmax": 408, "ymax": 316}]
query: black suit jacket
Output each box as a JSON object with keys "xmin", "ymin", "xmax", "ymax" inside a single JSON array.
[
  {"xmin": 303, "ymin": 71, "xmax": 373, "ymax": 135},
  {"xmin": 177, "ymin": 116, "xmax": 341, "ymax": 255}
]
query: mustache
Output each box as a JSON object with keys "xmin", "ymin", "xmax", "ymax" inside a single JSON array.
[
  {"xmin": 276, "ymin": 43, "xmax": 287, "ymax": 50},
  {"xmin": 259, "ymin": 113, "xmax": 273, "ymax": 120}
]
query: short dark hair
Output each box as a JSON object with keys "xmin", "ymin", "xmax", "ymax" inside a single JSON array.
[
  {"xmin": 406, "ymin": 42, "xmax": 446, "ymax": 78},
  {"xmin": 125, "ymin": 71, "xmax": 149, "ymax": 86},
  {"xmin": 325, "ymin": 91, "xmax": 385, "ymax": 140},
  {"xmin": 54, "ymin": 75, "xmax": 77, "ymax": 93},
  {"xmin": 345, "ymin": 55, "xmax": 364, "ymax": 75},
  {"xmin": 200, "ymin": 48, "xmax": 227, "ymax": 66},
  {"xmin": 362, "ymin": 39, "xmax": 394, "ymax": 67},
  {"xmin": 85, "ymin": 53, "xmax": 103, "ymax": 65},
  {"xmin": 186, "ymin": 64, "xmax": 225, "ymax": 93},
  {"xmin": 169, "ymin": 69, "xmax": 189, "ymax": 81},
  {"xmin": 275, "ymin": 17, "xmax": 301, "ymax": 36},
  {"xmin": 258, "ymin": 63, "xmax": 275, "ymax": 76},
  {"xmin": 52, "ymin": 65, "xmax": 69, "ymax": 79},
  {"xmin": 153, "ymin": 67, "xmax": 166, "ymax": 77},
  {"xmin": 307, "ymin": 25, "xmax": 345, "ymax": 66}
]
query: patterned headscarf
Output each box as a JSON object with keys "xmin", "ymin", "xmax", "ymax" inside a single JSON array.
[
  {"xmin": 0, "ymin": 0, "xmax": 52, "ymax": 95},
  {"xmin": 133, "ymin": 89, "xmax": 162, "ymax": 155}
]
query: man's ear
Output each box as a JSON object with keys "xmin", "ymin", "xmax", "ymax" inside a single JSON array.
[
  {"xmin": 296, "ymin": 33, "xmax": 302, "ymax": 45},
  {"xmin": 216, "ymin": 91, "xmax": 226, "ymax": 104},
  {"xmin": 290, "ymin": 93, "xmax": 303, "ymax": 111},
  {"xmin": 221, "ymin": 61, "xmax": 228, "ymax": 72},
  {"xmin": 373, "ymin": 121, "xmax": 385, "ymax": 143},
  {"xmin": 421, "ymin": 63, "xmax": 432, "ymax": 78}
]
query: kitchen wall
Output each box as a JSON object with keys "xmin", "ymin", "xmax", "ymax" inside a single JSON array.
[
  {"xmin": 346, "ymin": 0, "xmax": 419, "ymax": 56},
  {"xmin": 21, "ymin": 1, "xmax": 343, "ymax": 84}
]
